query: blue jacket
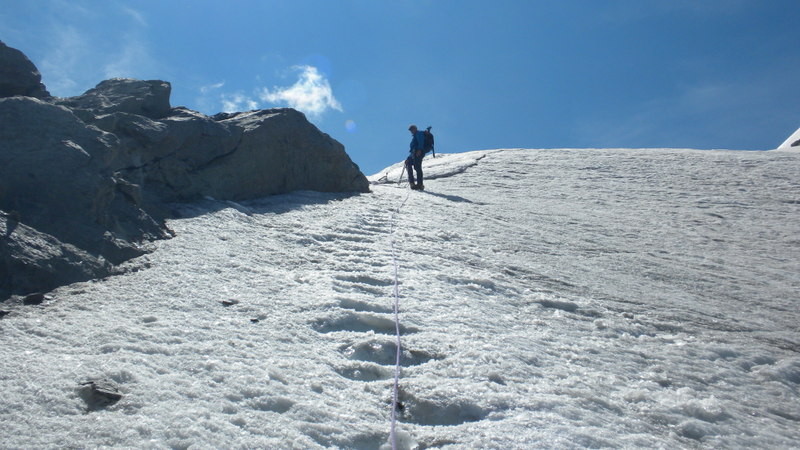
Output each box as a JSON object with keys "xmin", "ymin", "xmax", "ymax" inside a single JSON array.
[{"xmin": 409, "ymin": 130, "xmax": 426, "ymax": 153}]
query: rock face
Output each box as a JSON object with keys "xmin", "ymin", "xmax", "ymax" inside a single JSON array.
[
  {"xmin": 88, "ymin": 98, "xmax": 370, "ymax": 207},
  {"xmin": 56, "ymin": 78, "xmax": 171, "ymax": 120},
  {"xmin": 0, "ymin": 41, "xmax": 50, "ymax": 99},
  {"xmin": 0, "ymin": 96, "xmax": 169, "ymax": 266},
  {"xmin": 0, "ymin": 43, "xmax": 369, "ymax": 300},
  {"xmin": 0, "ymin": 211, "xmax": 112, "ymax": 297},
  {"xmin": 195, "ymin": 109, "xmax": 368, "ymax": 200}
]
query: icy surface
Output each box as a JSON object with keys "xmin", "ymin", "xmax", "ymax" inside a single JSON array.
[{"xmin": 1, "ymin": 148, "xmax": 799, "ymax": 448}]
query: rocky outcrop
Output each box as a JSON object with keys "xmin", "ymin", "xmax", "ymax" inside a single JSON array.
[
  {"xmin": 0, "ymin": 41, "xmax": 50, "ymax": 99},
  {"xmin": 209, "ymin": 109, "xmax": 369, "ymax": 198},
  {"xmin": 55, "ymin": 78, "xmax": 171, "ymax": 120},
  {"xmin": 88, "ymin": 101, "xmax": 369, "ymax": 208},
  {"xmin": 0, "ymin": 211, "xmax": 112, "ymax": 298},
  {"xmin": 0, "ymin": 43, "xmax": 369, "ymax": 301},
  {"xmin": 0, "ymin": 96, "xmax": 170, "ymax": 264}
]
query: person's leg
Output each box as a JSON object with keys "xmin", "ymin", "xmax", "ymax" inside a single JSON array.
[
  {"xmin": 405, "ymin": 157, "xmax": 416, "ymax": 185},
  {"xmin": 413, "ymin": 157, "xmax": 424, "ymax": 188}
]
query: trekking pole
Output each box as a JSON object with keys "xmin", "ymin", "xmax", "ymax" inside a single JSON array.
[
  {"xmin": 397, "ymin": 164, "xmax": 406, "ymax": 185},
  {"xmin": 427, "ymin": 126, "xmax": 435, "ymax": 158}
]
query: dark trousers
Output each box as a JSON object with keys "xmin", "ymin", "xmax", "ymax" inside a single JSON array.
[{"xmin": 405, "ymin": 154, "xmax": 424, "ymax": 185}]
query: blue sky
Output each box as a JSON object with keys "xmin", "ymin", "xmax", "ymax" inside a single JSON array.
[{"xmin": 2, "ymin": 0, "xmax": 798, "ymax": 175}]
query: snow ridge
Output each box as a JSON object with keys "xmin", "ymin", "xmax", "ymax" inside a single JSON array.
[{"xmin": 776, "ymin": 126, "xmax": 800, "ymax": 149}]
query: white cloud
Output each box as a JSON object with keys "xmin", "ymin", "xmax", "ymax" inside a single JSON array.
[
  {"xmin": 200, "ymin": 81, "xmax": 225, "ymax": 94},
  {"xmin": 258, "ymin": 65, "xmax": 343, "ymax": 117},
  {"xmin": 102, "ymin": 7, "xmax": 156, "ymax": 81},
  {"xmin": 198, "ymin": 66, "xmax": 343, "ymax": 117},
  {"xmin": 221, "ymin": 93, "xmax": 258, "ymax": 113},
  {"xmin": 40, "ymin": 25, "xmax": 91, "ymax": 96},
  {"xmin": 36, "ymin": 3, "xmax": 157, "ymax": 97},
  {"xmin": 194, "ymin": 82, "xmax": 227, "ymax": 114},
  {"xmin": 103, "ymin": 37, "xmax": 156, "ymax": 80},
  {"xmin": 121, "ymin": 6, "xmax": 147, "ymax": 27}
]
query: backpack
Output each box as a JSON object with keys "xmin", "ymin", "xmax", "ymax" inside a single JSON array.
[{"xmin": 423, "ymin": 126, "xmax": 435, "ymax": 157}]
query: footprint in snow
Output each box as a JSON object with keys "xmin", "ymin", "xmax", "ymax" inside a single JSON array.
[{"xmin": 312, "ymin": 311, "xmax": 418, "ymax": 335}]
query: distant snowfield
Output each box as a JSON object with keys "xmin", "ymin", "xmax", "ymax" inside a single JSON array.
[
  {"xmin": 777, "ymin": 127, "xmax": 800, "ymax": 150},
  {"xmin": 1, "ymin": 148, "xmax": 799, "ymax": 448}
]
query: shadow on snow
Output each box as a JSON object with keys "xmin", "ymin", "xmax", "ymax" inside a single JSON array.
[{"xmin": 168, "ymin": 190, "xmax": 368, "ymax": 219}]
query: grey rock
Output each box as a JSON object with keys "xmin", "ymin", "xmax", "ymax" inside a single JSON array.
[
  {"xmin": 206, "ymin": 108, "xmax": 369, "ymax": 199},
  {"xmin": 0, "ymin": 40, "xmax": 50, "ymax": 99},
  {"xmin": 79, "ymin": 378, "xmax": 123, "ymax": 410},
  {"xmin": 0, "ymin": 210, "xmax": 112, "ymax": 299},
  {"xmin": 56, "ymin": 78, "xmax": 171, "ymax": 120},
  {"xmin": 22, "ymin": 292, "xmax": 46, "ymax": 305},
  {"xmin": 113, "ymin": 107, "xmax": 368, "ymax": 204},
  {"xmin": 122, "ymin": 107, "xmax": 243, "ymax": 204},
  {"xmin": 0, "ymin": 96, "xmax": 170, "ymax": 266},
  {"xmin": 91, "ymin": 111, "xmax": 171, "ymax": 171}
]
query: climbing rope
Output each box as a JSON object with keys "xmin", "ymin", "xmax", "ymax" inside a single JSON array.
[{"xmin": 388, "ymin": 189, "xmax": 411, "ymax": 450}]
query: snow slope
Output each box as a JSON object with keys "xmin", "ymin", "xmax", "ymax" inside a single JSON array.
[
  {"xmin": 777, "ymin": 127, "xmax": 800, "ymax": 150},
  {"xmin": 1, "ymin": 148, "xmax": 799, "ymax": 448}
]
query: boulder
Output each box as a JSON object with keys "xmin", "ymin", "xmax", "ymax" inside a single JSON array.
[
  {"xmin": 0, "ymin": 96, "xmax": 170, "ymax": 266},
  {"xmin": 22, "ymin": 292, "xmax": 47, "ymax": 305},
  {"xmin": 206, "ymin": 108, "xmax": 369, "ymax": 199},
  {"xmin": 56, "ymin": 78, "xmax": 171, "ymax": 120},
  {"xmin": 0, "ymin": 210, "xmax": 112, "ymax": 300},
  {"xmin": 0, "ymin": 41, "xmax": 50, "ymax": 99},
  {"xmin": 78, "ymin": 378, "xmax": 123, "ymax": 411},
  {"xmin": 110, "ymin": 107, "xmax": 368, "ymax": 204}
]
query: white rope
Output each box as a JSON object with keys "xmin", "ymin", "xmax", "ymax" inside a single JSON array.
[{"xmin": 389, "ymin": 190, "xmax": 411, "ymax": 450}]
